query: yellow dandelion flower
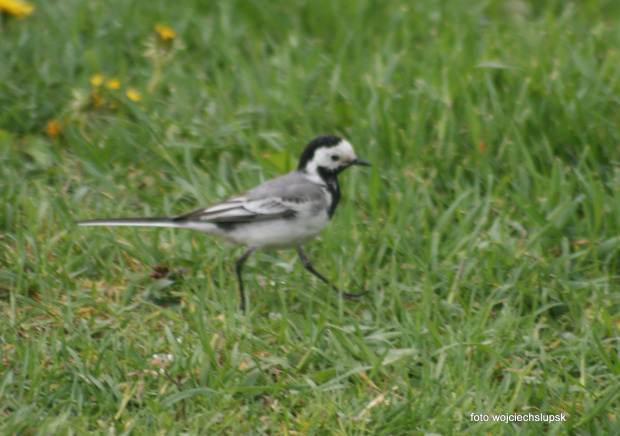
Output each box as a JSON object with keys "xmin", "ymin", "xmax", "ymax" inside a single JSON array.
[
  {"xmin": 90, "ymin": 74, "xmax": 104, "ymax": 87},
  {"xmin": 0, "ymin": 0, "xmax": 34, "ymax": 18},
  {"xmin": 155, "ymin": 24, "xmax": 176, "ymax": 41},
  {"xmin": 126, "ymin": 88, "xmax": 141, "ymax": 102},
  {"xmin": 45, "ymin": 120, "xmax": 61, "ymax": 139},
  {"xmin": 106, "ymin": 78, "xmax": 120, "ymax": 90}
]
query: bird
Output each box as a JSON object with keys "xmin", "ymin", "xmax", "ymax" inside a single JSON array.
[{"xmin": 76, "ymin": 135, "xmax": 371, "ymax": 310}]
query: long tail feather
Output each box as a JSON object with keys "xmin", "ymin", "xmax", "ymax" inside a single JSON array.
[{"xmin": 75, "ymin": 217, "xmax": 180, "ymax": 228}]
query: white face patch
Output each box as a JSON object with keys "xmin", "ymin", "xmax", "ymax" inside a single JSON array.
[{"xmin": 305, "ymin": 140, "xmax": 359, "ymax": 175}]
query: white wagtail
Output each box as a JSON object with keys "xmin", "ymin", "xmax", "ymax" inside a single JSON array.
[{"xmin": 77, "ymin": 135, "xmax": 371, "ymax": 310}]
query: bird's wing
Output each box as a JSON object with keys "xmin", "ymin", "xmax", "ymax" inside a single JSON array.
[{"xmin": 174, "ymin": 173, "xmax": 326, "ymax": 224}]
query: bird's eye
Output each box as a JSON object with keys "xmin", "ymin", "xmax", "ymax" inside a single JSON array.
[{"xmin": 331, "ymin": 155, "xmax": 340, "ymax": 161}]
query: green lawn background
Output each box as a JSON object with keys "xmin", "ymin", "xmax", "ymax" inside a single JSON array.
[{"xmin": 1, "ymin": 0, "xmax": 619, "ymax": 434}]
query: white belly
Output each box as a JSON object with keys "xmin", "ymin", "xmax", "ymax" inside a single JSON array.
[{"xmin": 221, "ymin": 212, "xmax": 330, "ymax": 249}]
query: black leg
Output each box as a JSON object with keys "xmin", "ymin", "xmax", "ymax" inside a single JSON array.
[
  {"xmin": 235, "ymin": 248, "xmax": 256, "ymax": 310},
  {"xmin": 296, "ymin": 247, "xmax": 368, "ymax": 300}
]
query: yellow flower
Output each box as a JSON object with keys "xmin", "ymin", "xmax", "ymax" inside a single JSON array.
[
  {"xmin": 45, "ymin": 120, "xmax": 61, "ymax": 139},
  {"xmin": 126, "ymin": 88, "xmax": 141, "ymax": 102},
  {"xmin": 106, "ymin": 78, "xmax": 120, "ymax": 90},
  {"xmin": 154, "ymin": 24, "xmax": 176, "ymax": 41},
  {"xmin": 90, "ymin": 74, "xmax": 104, "ymax": 87},
  {"xmin": 0, "ymin": 0, "xmax": 34, "ymax": 18}
]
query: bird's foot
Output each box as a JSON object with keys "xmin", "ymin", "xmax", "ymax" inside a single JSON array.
[{"xmin": 340, "ymin": 289, "xmax": 370, "ymax": 301}]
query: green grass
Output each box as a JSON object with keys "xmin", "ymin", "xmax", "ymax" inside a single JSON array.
[{"xmin": 2, "ymin": 0, "xmax": 620, "ymax": 434}]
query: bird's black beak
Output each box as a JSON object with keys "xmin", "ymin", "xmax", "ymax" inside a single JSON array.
[{"xmin": 351, "ymin": 158, "xmax": 371, "ymax": 167}]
